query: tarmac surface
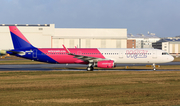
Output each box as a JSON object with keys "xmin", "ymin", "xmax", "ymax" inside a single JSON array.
[{"xmin": 0, "ymin": 62, "xmax": 179, "ymax": 71}]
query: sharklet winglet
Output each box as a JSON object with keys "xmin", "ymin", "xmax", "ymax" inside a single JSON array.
[{"xmin": 62, "ymin": 45, "xmax": 71, "ymax": 54}]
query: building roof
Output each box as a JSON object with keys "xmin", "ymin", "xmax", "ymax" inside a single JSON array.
[
  {"xmin": 127, "ymin": 34, "xmax": 159, "ymax": 39},
  {"xmin": 156, "ymin": 38, "xmax": 180, "ymax": 43},
  {"xmin": 0, "ymin": 24, "xmax": 50, "ymax": 26}
]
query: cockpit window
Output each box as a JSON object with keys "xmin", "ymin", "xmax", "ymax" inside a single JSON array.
[{"xmin": 162, "ymin": 52, "xmax": 169, "ymax": 55}]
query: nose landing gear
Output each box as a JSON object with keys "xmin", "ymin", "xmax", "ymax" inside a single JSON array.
[{"xmin": 153, "ymin": 63, "xmax": 156, "ymax": 71}]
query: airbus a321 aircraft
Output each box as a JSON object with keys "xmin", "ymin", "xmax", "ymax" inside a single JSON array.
[{"xmin": 7, "ymin": 26, "xmax": 174, "ymax": 71}]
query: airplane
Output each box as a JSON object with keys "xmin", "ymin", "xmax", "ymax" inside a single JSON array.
[{"xmin": 6, "ymin": 26, "xmax": 174, "ymax": 71}]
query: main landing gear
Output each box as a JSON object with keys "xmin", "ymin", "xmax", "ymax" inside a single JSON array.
[
  {"xmin": 87, "ymin": 66, "xmax": 94, "ymax": 71},
  {"xmin": 87, "ymin": 63, "xmax": 94, "ymax": 71}
]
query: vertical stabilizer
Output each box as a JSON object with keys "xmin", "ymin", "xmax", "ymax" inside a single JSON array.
[{"xmin": 9, "ymin": 26, "xmax": 34, "ymax": 49}]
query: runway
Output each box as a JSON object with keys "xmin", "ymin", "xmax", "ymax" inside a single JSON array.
[{"xmin": 0, "ymin": 62, "xmax": 179, "ymax": 71}]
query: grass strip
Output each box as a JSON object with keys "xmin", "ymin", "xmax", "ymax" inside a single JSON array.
[{"xmin": 0, "ymin": 71, "xmax": 180, "ymax": 106}]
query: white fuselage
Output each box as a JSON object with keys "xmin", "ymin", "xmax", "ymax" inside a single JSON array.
[{"xmin": 98, "ymin": 48, "xmax": 174, "ymax": 64}]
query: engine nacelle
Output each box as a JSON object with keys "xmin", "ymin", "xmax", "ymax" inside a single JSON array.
[{"xmin": 95, "ymin": 60, "xmax": 115, "ymax": 68}]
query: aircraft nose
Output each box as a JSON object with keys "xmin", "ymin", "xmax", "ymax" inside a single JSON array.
[{"xmin": 169, "ymin": 55, "xmax": 174, "ymax": 62}]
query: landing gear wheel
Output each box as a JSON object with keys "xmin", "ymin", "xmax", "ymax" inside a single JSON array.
[{"xmin": 87, "ymin": 66, "xmax": 94, "ymax": 71}]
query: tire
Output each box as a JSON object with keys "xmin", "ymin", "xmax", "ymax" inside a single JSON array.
[{"xmin": 87, "ymin": 66, "xmax": 94, "ymax": 71}]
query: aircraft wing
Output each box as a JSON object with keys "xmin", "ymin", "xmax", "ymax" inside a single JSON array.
[
  {"xmin": 62, "ymin": 45, "xmax": 107, "ymax": 62},
  {"xmin": 68, "ymin": 53, "xmax": 106, "ymax": 62}
]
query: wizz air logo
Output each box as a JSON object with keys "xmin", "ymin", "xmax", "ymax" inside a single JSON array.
[
  {"xmin": 126, "ymin": 50, "xmax": 148, "ymax": 59},
  {"xmin": 18, "ymin": 50, "xmax": 33, "ymax": 56}
]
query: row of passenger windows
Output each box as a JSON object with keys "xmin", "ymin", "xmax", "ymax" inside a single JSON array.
[
  {"xmin": 41, "ymin": 53, "xmax": 169, "ymax": 56},
  {"xmin": 102, "ymin": 53, "xmax": 119, "ymax": 55},
  {"xmin": 41, "ymin": 53, "xmax": 101, "ymax": 55},
  {"xmin": 41, "ymin": 53, "xmax": 119, "ymax": 55},
  {"xmin": 40, "ymin": 53, "xmax": 152, "ymax": 55},
  {"xmin": 103, "ymin": 53, "xmax": 151, "ymax": 55}
]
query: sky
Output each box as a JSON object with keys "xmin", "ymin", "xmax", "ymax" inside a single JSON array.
[{"xmin": 0, "ymin": 0, "xmax": 180, "ymax": 37}]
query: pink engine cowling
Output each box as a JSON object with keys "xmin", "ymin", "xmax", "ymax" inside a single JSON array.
[{"xmin": 95, "ymin": 60, "xmax": 115, "ymax": 68}]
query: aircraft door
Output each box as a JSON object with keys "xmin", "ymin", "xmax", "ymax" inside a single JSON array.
[
  {"xmin": 33, "ymin": 49, "xmax": 37, "ymax": 58},
  {"xmin": 119, "ymin": 51, "xmax": 123, "ymax": 59},
  {"xmin": 152, "ymin": 50, "xmax": 157, "ymax": 59},
  {"xmin": 77, "ymin": 51, "xmax": 82, "ymax": 55}
]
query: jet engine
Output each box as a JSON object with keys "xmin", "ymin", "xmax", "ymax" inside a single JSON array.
[{"xmin": 95, "ymin": 60, "xmax": 115, "ymax": 68}]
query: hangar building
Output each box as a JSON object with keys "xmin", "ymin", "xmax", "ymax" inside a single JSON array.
[
  {"xmin": 127, "ymin": 33, "xmax": 160, "ymax": 48},
  {"xmin": 0, "ymin": 24, "xmax": 127, "ymax": 50},
  {"xmin": 152, "ymin": 38, "xmax": 180, "ymax": 57}
]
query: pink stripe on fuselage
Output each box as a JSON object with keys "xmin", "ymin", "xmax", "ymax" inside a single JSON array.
[
  {"xmin": 38, "ymin": 48, "xmax": 105, "ymax": 64},
  {"xmin": 9, "ymin": 26, "xmax": 30, "ymax": 43}
]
